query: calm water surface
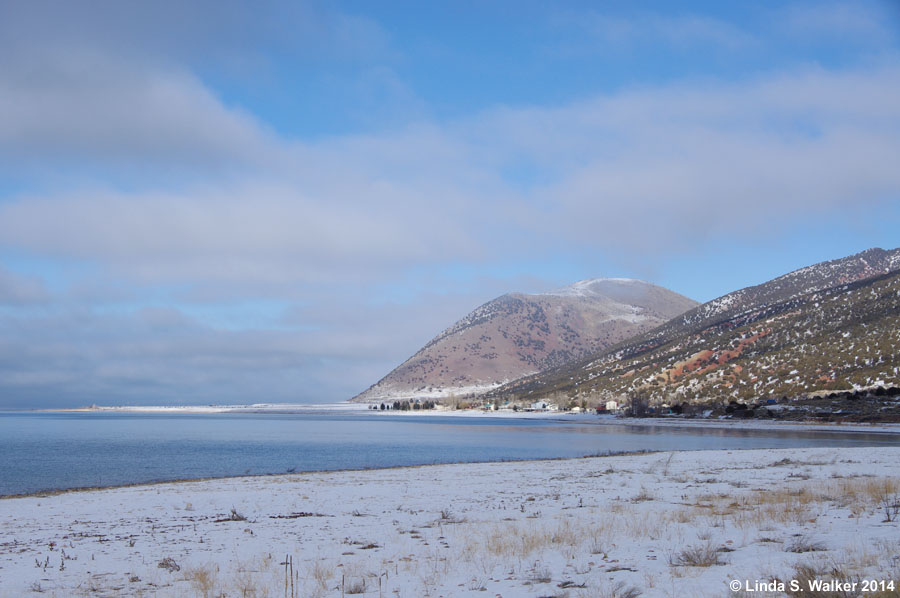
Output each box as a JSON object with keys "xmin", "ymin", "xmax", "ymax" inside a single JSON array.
[{"xmin": 1, "ymin": 411, "xmax": 898, "ymax": 496}]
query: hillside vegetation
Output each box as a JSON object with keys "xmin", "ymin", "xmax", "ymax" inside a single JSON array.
[{"xmin": 490, "ymin": 253, "xmax": 900, "ymax": 411}]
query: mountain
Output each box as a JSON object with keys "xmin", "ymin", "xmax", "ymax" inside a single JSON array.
[
  {"xmin": 489, "ymin": 247, "xmax": 900, "ymax": 407},
  {"xmin": 351, "ymin": 279, "xmax": 698, "ymax": 403}
]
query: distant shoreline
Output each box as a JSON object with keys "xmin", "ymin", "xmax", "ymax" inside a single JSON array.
[
  {"xmin": 30, "ymin": 402, "xmax": 900, "ymax": 434},
  {"xmin": 38, "ymin": 402, "xmax": 372, "ymax": 414}
]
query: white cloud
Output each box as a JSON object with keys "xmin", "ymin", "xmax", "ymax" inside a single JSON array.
[
  {"xmin": 456, "ymin": 66, "xmax": 900, "ymax": 252},
  {"xmin": 0, "ymin": 179, "xmax": 488, "ymax": 286},
  {"xmin": 0, "ymin": 286, "xmax": 509, "ymax": 406},
  {"xmin": 1, "ymin": 1, "xmax": 899, "ymax": 406},
  {"xmin": 1, "ymin": 65, "xmax": 898, "ymax": 284},
  {"xmin": 779, "ymin": 1, "xmax": 898, "ymax": 44},
  {"xmin": 0, "ymin": 266, "xmax": 49, "ymax": 305},
  {"xmin": 0, "ymin": 1, "xmax": 400, "ymax": 179},
  {"xmin": 582, "ymin": 12, "xmax": 758, "ymax": 50},
  {"xmin": 0, "ymin": 52, "xmax": 281, "ymax": 175}
]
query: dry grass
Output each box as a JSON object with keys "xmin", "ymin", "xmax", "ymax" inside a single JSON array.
[
  {"xmin": 529, "ymin": 561, "xmax": 552, "ymax": 584},
  {"xmin": 619, "ymin": 510, "xmax": 677, "ymax": 540},
  {"xmin": 478, "ymin": 517, "xmax": 594, "ymax": 560},
  {"xmin": 730, "ymin": 486, "xmax": 821, "ymax": 527},
  {"xmin": 632, "ymin": 487, "xmax": 655, "ymax": 502},
  {"xmin": 771, "ymin": 538, "xmax": 900, "ymax": 598},
  {"xmin": 665, "ymin": 476, "xmax": 900, "ymax": 536},
  {"xmin": 785, "ymin": 535, "xmax": 827, "ymax": 553},
  {"xmin": 596, "ymin": 580, "xmax": 643, "ymax": 598},
  {"xmin": 879, "ymin": 492, "xmax": 900, "ymax": 522},
  {"xmin": 20, "ymin": 452, "xmax": 900, "ymax": 598},
  {"xmin": 783, "ymin": 560, "xmax": 860, "ymax": 598},
  {"xmin": 184, "ymin": 564, "xmax": 218, "ymax": 598},
  {"xmin": 832, "ymin": 477, "xmax": 899, "ymax": 503},
  {"xmin": 232, "ymin": 570, "xmax": 268, "ymax": 598},
  {"xmin": 305, "ymin": 558, "xmax": 334, "ymax": 594},
  {"xmin": 668, "ymin": 541, "xmax": 725, "ymax": 567},
  {"xmin": 438, "ymin": 507, "xmax": 466, "ymax": 524},
  {"xmin": 233, "ymin": 555, "xmax": 277, "ymax": 598},
  {"xmin": 344, "ymin": 577, "xmax": 367, "ymax": 595},
  {"xmin": 80, "ymin": 476, "xmax": 900, "ymax": 598},
  {"xmin": 179, "ymin": 557, "xmax": 284, "ymax": 598}
]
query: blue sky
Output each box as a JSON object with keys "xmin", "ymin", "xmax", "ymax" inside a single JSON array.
[{"xmin": 0, "ymin": 0, "xmax": 898, "ymax": 407}]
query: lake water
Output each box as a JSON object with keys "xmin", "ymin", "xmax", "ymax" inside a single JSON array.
[{"xmin": 2, "ymin": 411, "xmax": 899, "ymax": 497}]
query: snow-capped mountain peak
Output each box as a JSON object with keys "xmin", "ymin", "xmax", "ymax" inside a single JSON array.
[
  {"xmin": 351, "ymin": 278, "xmax": 697, "ymax": 403},
  {"xmin": 540, "ymin": 278, "xmax": 645, "ymax": 298}
]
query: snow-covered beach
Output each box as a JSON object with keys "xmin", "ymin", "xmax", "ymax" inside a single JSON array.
[{"xmin": 3, "ymin": 446, "xmax": 899, "ymax": 597}]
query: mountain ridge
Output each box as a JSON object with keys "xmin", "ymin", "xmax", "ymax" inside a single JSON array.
[
  {"xmin": 351, "ymin": 278, "xmax": 698, "ymax": 403},
  {"xmin": 488, "ymin": 247, "xmax": 900, "ymax": 407}
]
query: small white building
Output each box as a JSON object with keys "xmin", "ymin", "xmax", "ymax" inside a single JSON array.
[{"xmin": 605, "ymin": 400, "xmax": 619, "ymax": 411}]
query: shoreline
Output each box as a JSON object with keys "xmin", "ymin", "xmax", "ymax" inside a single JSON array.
[
  {"xmin": 0, "ymin": 450, "xmax": 662, "ymax": 501},
  {"xmin": 4, "ymin": 413, "xmax": 899, "ymax": 499},
  {"xmin": 31, "ymin": 401, "xmax": 900, "ymax": 434},
  {"xmin": 38, "ymin": 402, "xmax": 373, "ymax": 414},
  {"xmin": 8, "ymin": 408, "xmax": 900, "ymax": 502},
  {"xmin": 3, "ymin": 446, "xmax": 899, "ymax": 597}
]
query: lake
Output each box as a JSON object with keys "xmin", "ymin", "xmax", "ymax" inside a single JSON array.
[{"xmin": 2, "ymin": 411, "xmax": 898, "ymax": 496}]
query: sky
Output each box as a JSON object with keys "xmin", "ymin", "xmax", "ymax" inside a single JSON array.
[{"xmin": 0, "ymin": 0, "xmax": 899, "ymax": 407}]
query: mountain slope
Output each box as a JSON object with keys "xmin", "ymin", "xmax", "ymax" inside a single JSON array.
[
  {"xmin": 490, "ymin": 248, "xmax": 900, "ymax": 406},
  {"xmin": 351, "ymin": 279, "xmax": 698, "ymax": 403}
]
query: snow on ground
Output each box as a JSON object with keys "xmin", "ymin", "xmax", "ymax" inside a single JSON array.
[
  {"xmin": 3, "ymin": 447, "xmax": 900, "ymax": 598},
  {"xmin": 352, "ymin": 382, "xmax": 510, "ymax": 403},
  {"xmin": 365, "ymin": 408, "xmax": 590, "ymax": 419}
]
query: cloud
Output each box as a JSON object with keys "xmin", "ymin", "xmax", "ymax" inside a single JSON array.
[
  {"xmin": 0, "ymin": 266, "xmax": 49, "ymax": 305},
  {"xmin": 1, "ymin": 65, "xmax": 899, "ymax": 284},
  {"xmin": 487, "ymin": 66, "xmax": 900, "ymax": 253},
  {"xmin": 581, "ymin": 12, "xmax": 758, "ymax": 50},
  {"xmin": 0, "ymin": 307, "xmax": 324, "ymax": 406},
  {"xmin": 0, "ymin": 53, "xmax": 281, "ymax": 177},
  {"xmin": 1, "ymin": 2, "xmax": 899, "ymax": 406},
  {"xmin": 0, "ymin": 179, "xmax": 489, "ymax": 287},
  {"xmin": 0, "ymin": 0, "xmax": 393, "ymax": 69},
  {"xmin": 779, "ymin": 1, "xmax": 899, "ymax": 44},
  {"xmin": 0, "ymin": 0, "xmax": 397, "ymax": 179},
  {"xmin": 0, "ymin": 286, "xmax": 509, "ymax": 407}
]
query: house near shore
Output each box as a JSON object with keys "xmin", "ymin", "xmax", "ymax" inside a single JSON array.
[{"xmin": 528, "ymin": 401, "xmax": 559, "ymax": 411}]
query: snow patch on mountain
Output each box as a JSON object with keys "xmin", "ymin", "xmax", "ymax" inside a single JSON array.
[{"xmin": 541, "ymin": 278, "xmax": 644, "ymax": 298}]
